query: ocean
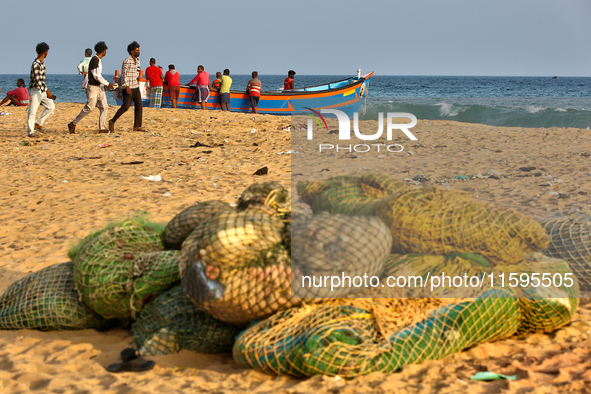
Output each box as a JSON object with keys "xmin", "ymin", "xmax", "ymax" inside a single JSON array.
[{"xmin": 2, "ymin": 74, "xmax": 590, "ymax": 128}]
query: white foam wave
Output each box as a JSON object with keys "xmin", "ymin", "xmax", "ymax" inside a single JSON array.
[
  {"xmin": 436, "ymin": 102, "xmax": 467, "ymax": 117},
  {"xmin": 526, "ymin": 105, "xmax": 545, "ymax": 114}
]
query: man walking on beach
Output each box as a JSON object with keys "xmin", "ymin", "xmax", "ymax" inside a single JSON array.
[
  {"xmin": 145, "ymin": 58, "xmax": 163, "ymax": 108},
  {"xmin": 109, "ymin": 41, "xmax": 144, "ymax": 132},
  {"xmin": 190, "ymin": 65, "xmax": 210, "ymax": 110},
  {"xmin": 68, "ymin": 42, "xmax": 114, "ymax": 134},
  {"xmin": 246, "ymin": 71, "xmax": 261, "ymax": 114},
  {"xmin": 219, "ymin": 69, "xmax": 232, "ymax": 112},
  {"xmin": 78, "ymin": 48, "xmax": 92, "ymax": 89},
  {"xmin": 28, "ymin": 42, "xmax": 56, "ymax": 138}
]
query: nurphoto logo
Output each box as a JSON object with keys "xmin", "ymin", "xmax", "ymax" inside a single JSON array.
[{"xmin": 303, "ymin": 109, "xmax": 418, "ymax": 153}]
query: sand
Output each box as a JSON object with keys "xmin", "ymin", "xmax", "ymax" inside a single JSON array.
[{"xmin": 0, "ymin": 103, "xmax": 590, "ymax": 393}]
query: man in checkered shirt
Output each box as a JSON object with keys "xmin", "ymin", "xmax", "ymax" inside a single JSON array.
[
  {"xmin": 27, "ymin": 42, "xmax": 56, "ymax": 137},
  {"xmin": 109, "ymin": 41, "xmax": 144, "ymax": 132}
]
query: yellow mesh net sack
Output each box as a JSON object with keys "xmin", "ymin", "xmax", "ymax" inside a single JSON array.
[
  {"xmin": 541, "ymin": 205, "xmax": 591, "ymax": 291},
  {"xmin": 297, "ymin": 174, "xmax": 406, "ymax": 216},
  {"xmin": 163, "ymin": 200, "xmax": 233, "ymax": 250},
  {"xmin": 180, "ymin": 209, "xmax": 295, "ymax": 326},
  {"xmin": 372, "ymin": 187, "xmax": 548, "ymax": 264},
  {"xmin": 234, "ymin": 279, "xmax": 577, "ymax": 378}
]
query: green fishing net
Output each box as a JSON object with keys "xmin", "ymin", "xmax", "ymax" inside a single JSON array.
[
  {"xmin": 0, "ymin": 262, "xmax": 110, "ymax": 330},
  {"xmin": 132, "ymin": 285, "xmax": 241, "ymax": 355}
]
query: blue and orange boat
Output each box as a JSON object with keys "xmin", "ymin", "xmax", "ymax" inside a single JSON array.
[{"xmin": 113, "ymin": 71, "xmax": 373, "ymax": 116}]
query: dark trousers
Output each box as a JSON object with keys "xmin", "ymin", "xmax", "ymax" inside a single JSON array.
[{"xmin": 112, "ymin": 87, "xmax": 142, "ymax": 128}]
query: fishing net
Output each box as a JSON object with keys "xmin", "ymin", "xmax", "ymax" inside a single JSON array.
[
  {"xmin": 291, "ymin": 212, "xmax": 392, "ymax": 298},
  {"xmin": 181, "ymin": 209, "xmax": 295, "ymax": 326},
  {"xmin": 71, "ymin": 215, "xmax": 180, "ymax": 323},
  {"xmin": 234, "ymin": 262, "xmax": 578, "ymax": 379},
  {"xmin": 0, "ymin": 262, "xmax": 109, "ymax": 331},
  {"xmin": 372, "ymin": 187, "xmax": 549, "ymax": 265},
  {"xmin": 541, "ymin": 205, "xmax": 591, "ymax": 292},
  {"xmin": 297, "ymin": 173, "xmax": 406, "ymax": 216},
  {"xmin": 163, "ymin": 200, "xmax": 234, "ymax": 250},
  {"xmin": 237, "ymin": 182, "xmax": 289, "ymax": 211},
  {"xmin": 131, "ymin": 285, "xmax": 241, "ymax": 356}
]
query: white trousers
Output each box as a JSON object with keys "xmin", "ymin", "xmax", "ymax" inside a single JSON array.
[{"xmin": 27, "ymin": 88, "xmax": 55, "ymax": 134}]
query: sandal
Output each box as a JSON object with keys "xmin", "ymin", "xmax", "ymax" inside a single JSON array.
[
  {"xmin": 106, "ymin": 348, "xmax": 155, "ymax": 373},
  {"xmin": 133, "ymin": 127, "xmax": 147, "ymax": 132},
  {"xmin": 108, "ymin": 119, "xmax": 115, "ymax": 133},
  {"xmin": 68, "ymin": 122, "xmax": 76, "ymax": 134}
]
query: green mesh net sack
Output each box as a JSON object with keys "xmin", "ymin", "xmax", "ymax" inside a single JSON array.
[
  {"xmin": 234, "ymin": 271, "xmax": 577, "ymax": 378},
  {"xmin": 181, "ymin": 209, "xmax": 296, "ymax": 326},
  {"xmin": 541, "ymin": 205, "xmax": 591, "ymax": 292},
  {"xmin": 233, "ymin": 294, "xmax": 519, "ymax": 378},
  {"xmin": 0, "ymin": 262, "xmax": 109, "ymax": 331},
  {"xmin": 71, "ymin": 215, "xmax": 181, "ymax": 322},
  {"xmin": 372, "ymin": 187, "xmax": 548, "ymax": 264},
  {"xmin": 131, "ymin": 285, "xmax": 242, "ymax": 356},
  {"xmin": 291, "ymin": 212, "xmax": 392, "ymax": 298},
  {"xmin": 163, "ymin": 200, "xmax": 234, "ymax": 250},
  {"xmin": 297, "ymin": 174, "xmax": 406, "ymax": 216}
]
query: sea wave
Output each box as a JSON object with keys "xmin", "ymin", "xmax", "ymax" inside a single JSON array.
[{"xmin": 362, "ymin": 98, "xmax": 591, "ymax": 128}]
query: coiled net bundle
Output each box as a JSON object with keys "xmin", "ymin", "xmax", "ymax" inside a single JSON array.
[
  {"xmin": 71, "ymin": 214, "xmax": 180, "ymax": 323},
  {"xmin": 0, "ymin": 262, "xmax": 109, "ymax": 330},
  {"xmin": 132, "ymin": 285, "xmax": 241, "ymax": 355}
]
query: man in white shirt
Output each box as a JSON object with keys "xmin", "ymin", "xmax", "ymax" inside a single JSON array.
[
  {"xmin": 78, "ymin": 48, "xmax": 92, "ymax": 89},
  {"xmin": 68, "ymin": 41, "xmax": 114, "ymax": 134}
]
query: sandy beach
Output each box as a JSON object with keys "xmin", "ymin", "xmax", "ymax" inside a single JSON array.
[{"xmin": 0, "ymin": 103, "xmax": 590, "ymax": 393}]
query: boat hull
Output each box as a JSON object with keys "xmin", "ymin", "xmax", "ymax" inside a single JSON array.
[{"xmin": 113, "ymin": 72, "xmax": 373, "ymax": 116}]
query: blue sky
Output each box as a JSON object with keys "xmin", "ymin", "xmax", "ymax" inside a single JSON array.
[{"xmin": 1, "ymin": 0, "xmax": 590, "ymax": 76}]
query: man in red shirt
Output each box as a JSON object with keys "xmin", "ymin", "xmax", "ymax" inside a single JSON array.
[
  {"xmin": 0, "ymin": 79, "xmax": 29, "ymax": 107},
  {"xmin": 189, "ymin": 65, "xmax": 210, "ymax": 110},
  {"xmin": 284, "ymin": 70, "xmax": 295, "ymax": 90},
  {"xmin": 246, "ymin": 71, "xmax": 262, "ymax": 114},
  {"xmin": 164, "ymin": 64, "xmax": 180, "ymax": 108},
  {"xmin": 145, "ymin": 58, "xmax": 163, "ymax": 108}
]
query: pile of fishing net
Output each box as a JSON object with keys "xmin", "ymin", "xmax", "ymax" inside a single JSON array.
[
  {"xmin": 0, "ymin": 262, "xmax": 109, "ymax": 330},
  {"xmin": 291, "ymin": 212, "xmax": 392, "ymax": 298},
  {"xmin": 131, "ymin": 285, "xmax": 241, "ymax": 356},
  {"xmin": 298, "ymin": 177, "xmax": 549, "ymax": 265},
  {"xmin": 297, "ymin": 173, "xmax": 406, "ymax": 216},
  {"xmin": 179, "ymin": 182, "xmax": 294, "ymax": 326},
  {"xmin": 234, "ymin": 254, "xmax": 578, "ymax": 378},
  {"xmin": 70, "ymin": 214, "xmax": 180, "ymax": 323},
  {"xmin": 541, "ymin": 205, "xmax": 591, "ymax": 292}
]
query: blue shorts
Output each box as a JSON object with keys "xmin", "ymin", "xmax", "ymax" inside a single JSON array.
[
  {"xmin": 220, "ymin": 92, "xmax": 230, "ymax": 104},
  {"xmin": 250, "ymin": 96, "xmax": 260, "ymax": 108}
]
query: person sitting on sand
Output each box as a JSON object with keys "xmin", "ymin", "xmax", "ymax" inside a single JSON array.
[
  {"xmin": 189, "ymin": 65, "xmax": 210, "ymax": 110},
  {"xmin": 0, "ymin": 79, "xmax": 29, "ymax": 107}
]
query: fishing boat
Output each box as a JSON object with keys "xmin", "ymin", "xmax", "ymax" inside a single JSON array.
[{"xmin": 112, "ymin": 70, "xmax": 373, "ymax": 116}]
